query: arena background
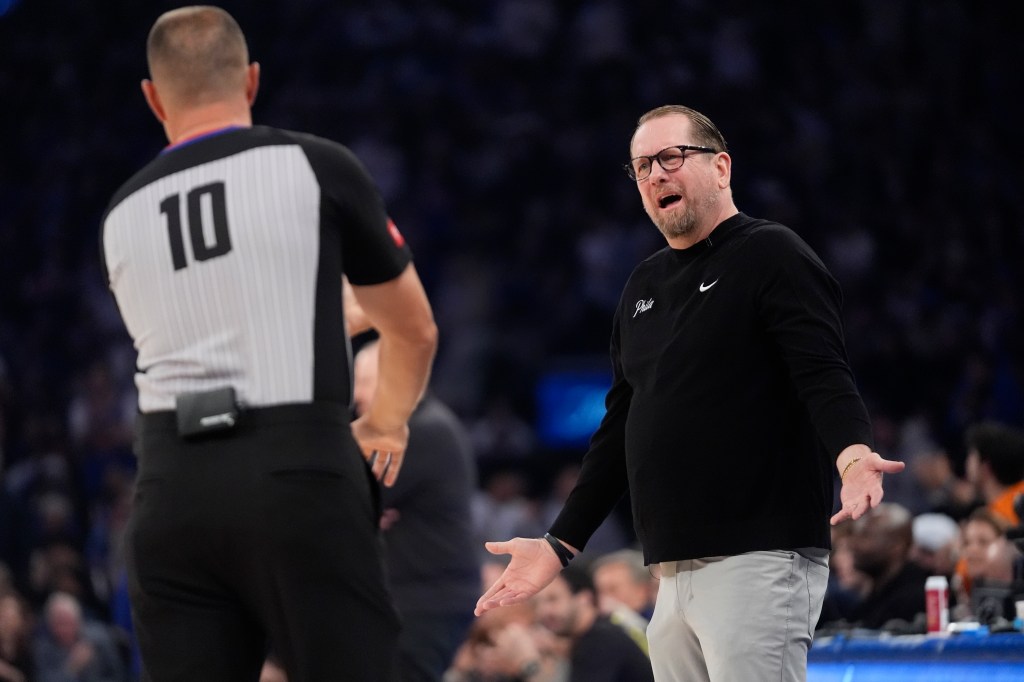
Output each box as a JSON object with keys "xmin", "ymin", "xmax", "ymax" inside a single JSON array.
[{"xmin": 1, "ymin": 0, "xmax": 1023, "ymax": 675}]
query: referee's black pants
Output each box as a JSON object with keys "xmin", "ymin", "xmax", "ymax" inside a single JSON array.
[{"xmin": 126, "ymin": 403, "xmax": 399, "ymax": 682}]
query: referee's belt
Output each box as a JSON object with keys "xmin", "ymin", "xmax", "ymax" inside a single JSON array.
[{"xmin": 138, "ymin": 392, "xmax": 350, "ymax": 440}]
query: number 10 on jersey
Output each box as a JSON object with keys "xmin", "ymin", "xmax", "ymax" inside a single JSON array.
[{"xmin": 160, "ymin": 181, "xmax": 233, "ymax": 271}]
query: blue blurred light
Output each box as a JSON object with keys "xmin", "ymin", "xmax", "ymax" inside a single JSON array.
[
  {"xmin": 536, "ymin": 366, "xmax": 611, "ymax": 449},
  {"xmin": 0, "ymin": 0, "xmax": 21, "ymax": 17}
]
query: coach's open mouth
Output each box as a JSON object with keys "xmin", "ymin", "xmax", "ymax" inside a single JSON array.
[{"xmin": 658, "ymin": 194, "xmax": 682, "ymax": 209}]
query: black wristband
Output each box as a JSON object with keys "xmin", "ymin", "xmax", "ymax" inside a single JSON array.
[{"xmin": 543, "ymin": 533, "xmax": 574, "ymax": 568}]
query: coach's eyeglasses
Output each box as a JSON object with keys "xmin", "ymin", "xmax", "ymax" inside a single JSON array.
[{"xmin": 625, "ymin": 145, "xmax": 717, "ymax": 181}]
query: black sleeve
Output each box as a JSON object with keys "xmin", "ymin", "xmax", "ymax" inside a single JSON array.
[
  {"xmin": 754, "ymin": 226, "xmax": 873, "ymax": 458},
  {"xmin": 549, "ymin": 306, "xmax": 631, "ymax": 551},
  {"xmin": 297, "ymin": 134, "xmax": 412, "ymax": 285}
]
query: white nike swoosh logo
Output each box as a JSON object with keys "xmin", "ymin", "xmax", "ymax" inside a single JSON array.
[{"xmin": 699, "ymin": 279, "xmax": 719, "ymax": 292}]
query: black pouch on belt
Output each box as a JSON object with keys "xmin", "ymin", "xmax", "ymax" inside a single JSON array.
[{"xmin": 175, "ymin": 387, "xmax": 239, "ymax": 439}]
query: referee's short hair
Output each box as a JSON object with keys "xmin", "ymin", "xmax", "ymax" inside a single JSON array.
[{"xmin": 147, "ymin": 6, "xmax": 249, "ymax": 105}]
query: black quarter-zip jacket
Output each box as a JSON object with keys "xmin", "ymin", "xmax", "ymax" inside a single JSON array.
[{"xmin": 550, "ymin": 213, "xmax": 873, "ymax": 564}]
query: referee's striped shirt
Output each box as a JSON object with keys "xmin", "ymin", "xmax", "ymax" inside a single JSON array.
[{"xmin": 100, "ymin": 126, "xmax": 411, "ymax": 413}]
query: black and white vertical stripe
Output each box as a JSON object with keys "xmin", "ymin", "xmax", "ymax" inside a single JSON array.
[
  {"xmin": 105, "ymin": 144, "xmax": 322, "ymax": 411},
  {"xmin": 103, "ymin": 126, "xmax": 411, "ymax": 413}
]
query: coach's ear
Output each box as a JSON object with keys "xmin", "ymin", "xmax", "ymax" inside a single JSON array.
[{"xmin": 141, "ymin": 79, "xmax": 168, "ymax": 124}]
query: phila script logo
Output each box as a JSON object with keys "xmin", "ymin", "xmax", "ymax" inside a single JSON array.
[{"xmin": 634, "ymin": 298, "xmax": 654, "ymax": 318}]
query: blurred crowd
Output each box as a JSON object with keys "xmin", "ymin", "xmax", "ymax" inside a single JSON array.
[
  {"xmin": 818, "ymin": 421, "xmax": 1024, "ymax": 635},
  {"xmin": 2, "ymin": 0, "xmax": 1023, "ymax": 680}
]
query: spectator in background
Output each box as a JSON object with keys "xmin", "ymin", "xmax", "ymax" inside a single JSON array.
[
  {"xmin": 353, "ymin": 340, "xmax": 480, "ymax": 682},
  {"xmin": 951, "ymin": 507, "xmax": 1015, "ymax": 621},
  {"xmin": 817, "ymin": 523, "xmax": 870, "ymax": 630},
  {"xmin": 531, "ymin": 566, "xmax": 653, "ymax": 681},
  {"xmin": 939, "ymin": 422, "xmax": 1024, "ymax": 623},
  {"xmin": 909, "ymin": 449, "xmax": 977, "ymax": 522},
  {"xmin": 588, "ymin": 550, "xmax": 652, "ymax": 658},
  {"xmin": 964, "ymin": 421, "xmax": 1024, "ymax": 527},
  {"xmin": 443, "ymin": 602, "xmax": 562, "ymax": 682},
  {"xmin": 450, "ymin": 567, "xmax": 655, "ymax": 682},
  {"xmin": 969, "ymin": 537, "xmax": 1024, "ymax": 625},
  {"xmin": 0, "ymin": 590, "xmax": 35, "ymax": 682},
  {"xmin": 29, "ymin": 493, "xmax": 79, "ymax": 552},
  {"xmin": 27, "ymin": 541, "xmax": 107, "ymax": 623},
  {"xmin": 32, "ymin": 591, "xmax": 125, "ymax": 682},
  {"xmin": 590, "ymin": 548, "xmax": 656, "ymax": 624},
  {"xmin": 909, "ymin": 512, "xmax": 960, "ymax": 579},
  {"xmin": 3, "ymin": 413, "xmax": 80, "ymax": 577},
  {"xmin": 66, "ymin": 361, "xmax": 136, "ymax": 505},
  {"xmin": 846, "ymin": 503, "xmax": 929, "ymax": 630}
]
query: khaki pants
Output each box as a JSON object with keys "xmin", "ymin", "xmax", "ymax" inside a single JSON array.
[{"xmin": 648, "ymin": 550, "xmax": 828, "ymax": 682}]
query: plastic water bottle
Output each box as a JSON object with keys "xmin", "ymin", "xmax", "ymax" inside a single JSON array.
[{"xmin": 925, "ymin": 575, "xmax": 949, "ymax": 634}]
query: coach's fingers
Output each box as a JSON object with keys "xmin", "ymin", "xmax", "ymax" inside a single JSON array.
[
  {"xmin": 476, "ymin": 577, "xmax": 527, "ymax": 616},
  {"xmin": 476, "ymin": 542, "xmax": 516, "ymax": 615},
  {"xmin": 830, "ymin": 497, "xmax": 868, "ymax": 525},
  {"xmin": 476, "ymin": 588, "xmax": 529, "ymax": 616},
  {"xmin": 830, "ymin": 507, "xmax": 851, "ymax": 526},
  {"xmin": 484, "ymin": 540, "xmax": 514, "ymax": 558},
  {"xmin": 875, "ymin": 458, "xmax": 906, "ymax": 474},
  {"xmin": 476, "ymin": 574, "xmax": 508, "ymax": 615}
]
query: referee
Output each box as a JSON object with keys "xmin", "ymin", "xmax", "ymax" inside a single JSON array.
[{"xmin": 100, "ymin": 6, "xmax": 437, "ymax": 681}]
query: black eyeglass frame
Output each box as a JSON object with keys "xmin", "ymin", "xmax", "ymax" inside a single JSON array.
[{"xmin": 624, "ymin": 145, "xmax": 718, "ymax": 181}]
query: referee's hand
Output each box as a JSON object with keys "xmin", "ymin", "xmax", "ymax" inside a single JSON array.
[{"xmin": 351, "ymin": 416, "xmax": 409, "ymax": 487}]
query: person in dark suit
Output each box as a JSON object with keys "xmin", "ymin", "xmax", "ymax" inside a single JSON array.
[
  {"xmin": 353, "ymin": 340, "xmax": 479, "ymax": 682},
  {"xmin": 847, "ymin": 503, "xmax": 929, "ymax": 629}
]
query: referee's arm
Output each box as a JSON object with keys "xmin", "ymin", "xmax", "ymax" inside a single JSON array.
[{"xmin": 349, "ymin": 263, "xmax": 438, "ymax": 486}]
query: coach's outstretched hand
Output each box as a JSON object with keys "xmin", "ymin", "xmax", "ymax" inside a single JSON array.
[
  {"xmin": 831, "ymin": 446, "xmax": 906, "ymax": 526},
  {"xmin": 475, "ymin": 537, "xmax": 568, "ymax": 616}
]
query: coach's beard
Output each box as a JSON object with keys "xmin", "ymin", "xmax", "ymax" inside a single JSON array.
[
  {"xmin": 651, "ymin": 190, "xmax": 719, "ymax": 242},
  {"xmin": 656, "ymin": 206, "xmax": 698, "ymax": 240}
]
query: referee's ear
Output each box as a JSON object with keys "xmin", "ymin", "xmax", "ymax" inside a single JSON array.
[
  {"xmin": 141, "ymin": 79, "xmax": 168, "ymax": 124},
  {"xmin": 245, "ymin": 62, "xmax": 260, "ymax": 107}
]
